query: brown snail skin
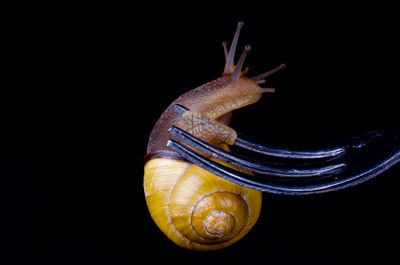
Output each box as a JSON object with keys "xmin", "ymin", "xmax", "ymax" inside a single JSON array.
[{"xmin": 143, "ymin": 22, "xmax": 285, "ymax": 251}]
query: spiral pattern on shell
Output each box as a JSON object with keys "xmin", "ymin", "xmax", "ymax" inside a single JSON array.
[
  {"xmin": 144, "ymin": 157, "xmax": 262, "ymax": 251},
  {"xmin": 188, "ymin": 192, "xmax": 248, "ymax": 242}
]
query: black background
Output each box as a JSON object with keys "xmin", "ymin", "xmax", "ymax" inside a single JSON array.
[{"xmin": 4, "ymin": 3, "xmax": 399, "ymax": 265}]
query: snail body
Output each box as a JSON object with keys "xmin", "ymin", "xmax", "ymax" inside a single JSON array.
[{"xmin": 144, "ymin": 22, "xmax": 283, "ymax": 250}]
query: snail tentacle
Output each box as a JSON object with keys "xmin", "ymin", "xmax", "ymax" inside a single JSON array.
[
  {"xmin": 229, "ymin": 45, "xmax": 251, "ymax": 84},
  {"xmin": 223, "ymin": 21, "xmax": 244, "ymax": 74}
]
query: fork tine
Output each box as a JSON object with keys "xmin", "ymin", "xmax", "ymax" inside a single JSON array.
[
  {"xmin": 234, "ymin": 132, "xmax": 346, "ymax": 159},
  {"xmin": 167, "ymin": 139, "xmax": 350, "ymax": 194},
  {"xmin": 169, "ymin": 125, "xmax": 346, "ymax": 178},
  {"xmin": 173, "ymin": 104, "xmax": 346, "ymax": 160}
]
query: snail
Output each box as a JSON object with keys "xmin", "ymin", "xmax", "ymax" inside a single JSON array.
[{"xmin": 143, "ymin": 22, "xmax": 285, "ymax": 251}]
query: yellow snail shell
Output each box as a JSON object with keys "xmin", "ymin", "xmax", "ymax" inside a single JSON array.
[{"xmin": 143, "ymin": 157, "xmax": 262, "ymax": 251}]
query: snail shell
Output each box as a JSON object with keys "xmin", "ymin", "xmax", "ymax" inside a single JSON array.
[{"xmin": 144, "ymin": 157, "xmax": 261, "ymax": 251}]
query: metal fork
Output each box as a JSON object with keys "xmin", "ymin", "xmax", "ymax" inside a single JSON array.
[{"xmin": 167, "ymin": 104, "xmax": 400, "ymax": 195}]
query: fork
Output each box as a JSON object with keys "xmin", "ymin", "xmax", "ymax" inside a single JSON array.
[{"xmin": 167, "ymin": 104, "xmax": 400, "ymax": 195}]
